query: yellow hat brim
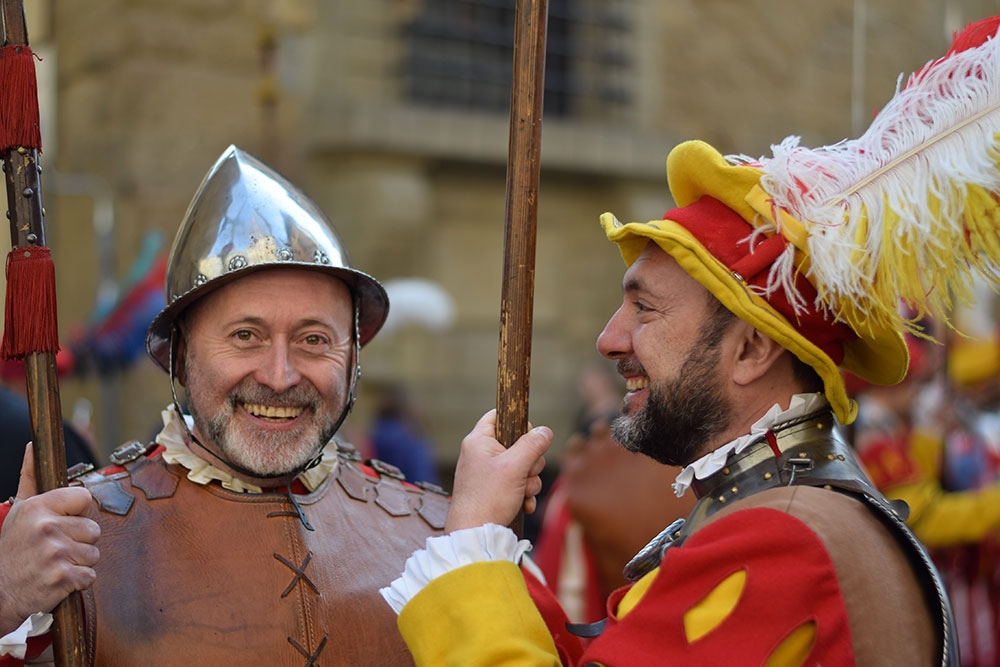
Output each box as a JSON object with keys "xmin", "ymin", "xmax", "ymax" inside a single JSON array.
[{"xmin": 601, "ymin": 141, "xmax": 910, "ymax": 425}]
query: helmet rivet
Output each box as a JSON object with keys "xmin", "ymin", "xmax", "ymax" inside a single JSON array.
[
  {"xmin": 314, "ymin": 250, "xmax": 330, "ymax": 265},
  {"xmin": 228, "ymin": 255, "xmax": 247, "ymax": 271},
  {"xmin": 194, "ymin": 274, "xmax": 208, "ymax": 286},
  {"xmin": 277, "ymin": 248, "xmax": 293, "ymax": 261}
]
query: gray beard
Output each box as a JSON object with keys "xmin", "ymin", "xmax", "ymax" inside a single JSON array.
[
  {"xmin": 187, "ymin": 375, "xmax": 338, "ymax": 478},
  {"xmin": 611, "ymin": 338, "xmax": 733, "ymax": 467}
]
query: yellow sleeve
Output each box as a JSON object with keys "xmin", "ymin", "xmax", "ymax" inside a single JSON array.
[
  {"xmin": 875, "ymin": 428, "xmax": 1000, "ymax": 547},
  {"xmin": 397, "ymin": 561, "xmax": 562, "ymax": 667},
  {"xmin": 890, "ymin": 479, "xmax": 1000, "ymax": 547}
]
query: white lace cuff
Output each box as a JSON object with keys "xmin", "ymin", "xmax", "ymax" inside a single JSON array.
[
  {"xmin": 0, "ymin": 612, "xmax": 52, "ymax": 659},
  {"xmin": 380, "ymin": 523, "xmax": 531, "ymax": 614}
]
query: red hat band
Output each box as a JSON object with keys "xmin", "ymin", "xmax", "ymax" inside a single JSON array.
[{"xmin": 663, "ymin": 196, "xmax": 858, "ymax": 365}]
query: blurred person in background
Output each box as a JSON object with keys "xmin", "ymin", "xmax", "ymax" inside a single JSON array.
[
  {"xmin": 852, "ymin": 298, "xmax": 1000, "ymax": 665},
  {"xmin": 0, "ymin": 356, "xmax": 96, "ymax": 502},
  {"xmin": 370, "ymin": 382, "xmax": 440, "ymax": 485}
]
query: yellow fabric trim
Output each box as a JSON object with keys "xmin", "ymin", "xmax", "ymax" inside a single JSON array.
[
  {"xmin": 683, "ymin": 569, "xmax": 747, "ymax": 642},
  {"xmin": 616, "ymin": 567, "xmax": 659, "ymax": 619},
  {"xmin": 666, "ymin": 140, "xmax": 764, "ymax": 220},
  {"xmin": 888, "ymin": 477, "xmax": 1000, "ymax": 548},
  {"xmin": 744, "ymin": 184, "xmax": 810, "ymax": 254},
  {"xmin": 764, "ymin": 621, "xmax": 816, "ymax": 667},
  {"xmin": 398, "ymin": 561, "xmax": 561, "ymax": 667}
]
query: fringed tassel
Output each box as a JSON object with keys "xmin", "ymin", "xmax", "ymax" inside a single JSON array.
[
  {"xmin": 0, "ymin": 45, "xmax": 42, "ymax": 153},
  {"xmin": 2, "ymin": 247, "xmax": 60, "ymax": 360}
]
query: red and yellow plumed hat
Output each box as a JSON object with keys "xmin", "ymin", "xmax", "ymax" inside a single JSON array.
[{"xmin": 602, "ymin": 16, "xmax": 1000, "ymax": 424}]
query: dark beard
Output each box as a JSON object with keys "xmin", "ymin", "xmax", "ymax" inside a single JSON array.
[{"xmin": 611, "ymin": 333, "xmax": 733, "ymax": 467}]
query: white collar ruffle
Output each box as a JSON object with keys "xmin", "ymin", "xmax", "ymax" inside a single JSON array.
[
  {"xmin": 672, "ymin": 393, "xmax": 828, "ymax": 497},
  {"xmin": 155, "ymin": 404, "xmax": 339, "ymax": 493}
]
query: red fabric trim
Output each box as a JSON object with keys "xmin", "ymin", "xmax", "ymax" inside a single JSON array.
[
  {"xmin": 523, "ymin": 562, "xmax": 585, "ymax": 665},
  {"xmin": 0, "ymin": 501, "xmax": 12, "ymax": 535},
  {"xmin": 729, "ymin": 233, "xmax": 789, "ymax": 283},
  {"xmin": 582, "ymin": 507, "xmax": 855, "ymax": 665},
  {"xmin": 663, "ymin": 196, "xmax": 857, "ymax": 364},
  {"xmin": 766, "ymin": 430, "xmax": 782, "ymax": 459},
  {"xmin": 23, "ymin": 635, "xmax": 49, "ymax": 661}
]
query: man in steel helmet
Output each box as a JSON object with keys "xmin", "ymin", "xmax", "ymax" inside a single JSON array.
[{"xmin": 0, "ymin": 146, "xmax": 447, "ymax": 666}]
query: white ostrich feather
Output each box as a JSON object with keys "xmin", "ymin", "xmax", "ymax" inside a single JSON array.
[{"xmin": 733, "ymin": 26, "xmax": 1000, "ymax": 334}]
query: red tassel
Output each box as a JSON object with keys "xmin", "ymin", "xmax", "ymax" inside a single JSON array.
[
  {"xmin": 1, "ymin": 246, "xmax": 60, "ymax": 360},
  {"xmin": 0, "ymin": 45, "xmax": 42, "ymax": 153}
]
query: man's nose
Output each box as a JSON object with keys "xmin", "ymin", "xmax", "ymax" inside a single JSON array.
[
  {"xmin": 255, "ymin": 340, "xmax": 301, "ymax": 393},
  {"xmin": 596, "ymin": 306, "xmax": 630, "ymax": 360}
]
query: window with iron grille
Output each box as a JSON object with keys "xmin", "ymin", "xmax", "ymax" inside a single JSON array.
[{"xmin": 400, "ymin": 0, "xmax": 633, "ymax": 121}]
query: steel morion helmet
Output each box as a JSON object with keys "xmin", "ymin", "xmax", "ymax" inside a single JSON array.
[{"xmin": 146, "ymin": 145, "xmax": 389, "ymax": 372}]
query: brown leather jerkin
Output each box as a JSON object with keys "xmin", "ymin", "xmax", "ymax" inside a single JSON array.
[{"xmin": 76, "ymin": 449, "xmax": 447, "ymax": 666}]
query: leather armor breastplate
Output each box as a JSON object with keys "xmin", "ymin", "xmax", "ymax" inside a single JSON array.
[{"xmin": 74, "ymin": 443, "xmax": 448, "ymax": 667}]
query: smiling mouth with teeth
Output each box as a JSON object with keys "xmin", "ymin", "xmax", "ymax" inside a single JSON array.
[
  {"xmin": 625, "ymin": 377, "xmax": 649, "ymax": 392},
  {"xmin": 241, "ymin": 402, "xmax": 305, "ymax": 422}
]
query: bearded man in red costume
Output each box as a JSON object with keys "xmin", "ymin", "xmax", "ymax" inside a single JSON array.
[{"xmin": 378, "ymin": 17, "xmax": 1000, "ymax": 666}]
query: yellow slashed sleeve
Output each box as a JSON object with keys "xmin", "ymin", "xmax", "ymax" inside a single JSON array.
[{"xmin": 398, "ymin": 561, "xmax": 562, "ymax": 667}]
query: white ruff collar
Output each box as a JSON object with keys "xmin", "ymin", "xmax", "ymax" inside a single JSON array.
[
  {"xmin": 672, "ymin": 393, "xmax": 828, "ymax": 497},
  {"xmin": 155, "ymin": 404, "xmax": 339, "ymax": 494}
]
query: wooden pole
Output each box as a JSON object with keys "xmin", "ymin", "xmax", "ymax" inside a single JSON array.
[
  {"xmin": 1, "ymin": 1, "xmax": 86, "ymax": 665},
  {"xmin": 497, "ymin": 0, "xmax": 548, "ymax": 537}
]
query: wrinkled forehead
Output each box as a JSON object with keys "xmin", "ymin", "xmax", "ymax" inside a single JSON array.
[
  {"xmin": 622, "ymin": 241, "xmax": 717, "ymax": 310},
  {"xmin": 181, "ymin": 266, "xmax": 353, "ymax": 331}
]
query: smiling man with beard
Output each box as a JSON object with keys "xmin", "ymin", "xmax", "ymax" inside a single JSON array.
[
  {"xmin": 382, "ymin": 143, "xmax": 962, "ymax": 665},
  {"xmin": 609, "ymin": 299, "xmax": 736, "ymax": 468},
  {"xmin": 0, "ymin": 146, "xmax": 448, "ymax": 666}
]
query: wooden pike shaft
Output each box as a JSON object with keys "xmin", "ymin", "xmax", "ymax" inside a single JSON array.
[
  {"xmin": 1, "ymin": 1, "xmax": 86, "ymax": 665},
  {"xmin": 497, "ymin": 0, "xmax": 548, "ymax": 536}
]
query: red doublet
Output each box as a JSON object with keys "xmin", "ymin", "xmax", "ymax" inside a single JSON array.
[{"xmin": 525, "ymin": 508, "xmax": 854, "ymax": 666}]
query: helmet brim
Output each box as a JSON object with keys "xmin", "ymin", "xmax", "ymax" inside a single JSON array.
[{"xmin": 145, "ymin": 262, "xmax": 388, "ymax": 373}]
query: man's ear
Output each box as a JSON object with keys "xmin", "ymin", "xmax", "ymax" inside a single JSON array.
[{"xmin": 728, "ymin": 320, "xmax": 788, "ymax": 387}]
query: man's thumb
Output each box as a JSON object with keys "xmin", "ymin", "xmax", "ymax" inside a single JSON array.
[
  {"xmin": 517, "ymin": 426, "xmax": 553, "ymax": 459},
  {"xmin": 15, "ymin": 442, "xmax": 37, "ymax": 500}
]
